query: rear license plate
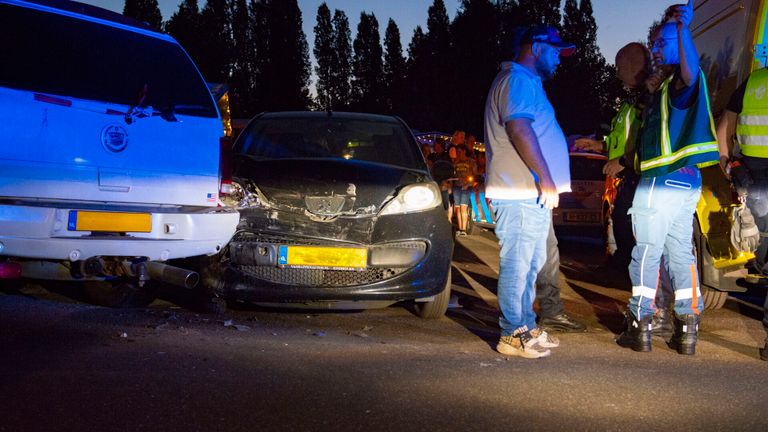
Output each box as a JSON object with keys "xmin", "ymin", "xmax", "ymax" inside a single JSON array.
[
  {"xmin": 564, "ymin": 212, "xmax": 600, "ymax": 223},
  {"xmin": 68, "ymin": 211, "xmax": 151, "ymax": 232},
  {"xmin": 278, "ymin": 245, "xmax": 367, "ymax": 269}
]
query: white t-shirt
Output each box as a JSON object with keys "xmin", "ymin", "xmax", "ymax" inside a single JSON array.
[{"xmin": 483, "ymin": 62, "xmax": 571, "ymax": 200}]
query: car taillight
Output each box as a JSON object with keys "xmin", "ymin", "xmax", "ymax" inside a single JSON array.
[
  {"xmin": 219, "ymin": 136, "xmax": 233, "ymax": 196},
  {"xmin": 0, "ymin": 261, "xmax": 22, "ymax": 279}
]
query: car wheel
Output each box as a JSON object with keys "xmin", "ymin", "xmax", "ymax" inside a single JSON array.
[
  {"xmin": 83, "ymin": 279, "xmax": 157, "ymax": 308},
  {"xmin": 415, "ymin": 269, "xmax": 451, "ymax": 319}
]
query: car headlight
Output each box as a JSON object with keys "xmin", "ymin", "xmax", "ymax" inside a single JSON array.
[
  {"xmin": 379, "ymin": 182, "xmax": 443, "ymax": 216},
  {"xmin": 220, "ymin": 180, "xmax": 265, "ymax": 209}
]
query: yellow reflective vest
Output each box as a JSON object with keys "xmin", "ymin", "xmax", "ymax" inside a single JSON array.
[
  {"xmin": 737, "ymin": 68, "xmax": 768, "ymax": 158},
  {"xmin": 605, "ymin": 102, "xmax": 639, "ymax": 161}
]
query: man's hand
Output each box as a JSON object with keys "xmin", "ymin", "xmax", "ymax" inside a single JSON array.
[
  {"xmin": 538, "ymin": 177, "xmax": 559, "ymax": 209},
  {"xmin": 574, "ymin": 137, "xmax": 605, "ymax": 152},
  {"xmin": 603, "ymin": 158, "xmax": 625, "ymax": 179},
  {"xmin": 719, "ymin": 155, "xmax": 731, "ymax": 180}
]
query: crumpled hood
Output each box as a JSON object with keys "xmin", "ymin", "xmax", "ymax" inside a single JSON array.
[{"xmin": 233, "ymin": 157, "xmax": 427, "ymax": 216}]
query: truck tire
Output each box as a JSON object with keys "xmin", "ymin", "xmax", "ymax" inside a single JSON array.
[
  {"xmin": 415, "ymin": 269, "xmax": 451, "ymax": 319},
  {"xmin": 693, "ymin": 218, "xmax": 728, "ymax": 310}
]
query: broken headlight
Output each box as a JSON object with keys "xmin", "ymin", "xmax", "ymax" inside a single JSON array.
[
  {"xmin": 379, "ymin": 182, "xmax": 442, "ymax": 216},
  {"xmin": 220, "ymin": 180, "xmax": 264, "ymax": 209}
]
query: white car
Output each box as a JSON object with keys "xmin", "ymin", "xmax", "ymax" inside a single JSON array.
[{"xmin": 0, "ymin": 0, "xmax": 239, "ymax": 305}]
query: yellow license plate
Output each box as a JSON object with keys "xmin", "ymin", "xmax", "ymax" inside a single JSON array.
[
  {"xmin": 278, "ymin": 245, "xmax": 367, "ymax": 269},
  {"xmin": 68, "ymin": 211, "xmax": 152, "ymax": 233}
]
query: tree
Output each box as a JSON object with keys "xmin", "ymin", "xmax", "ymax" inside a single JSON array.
[
  {"xmin": 351, "ymin": 12, "xmax": 384, "ymax": 112},
  {"xmin": 383, "ymin": 19, "xmax": 406, "ymax": 115},
  {"xmin": 330, "ymin": 10, "xmax": 353, "ymax": 110},
  {"xmin": 229, "ymin": 0, "xmax": 253, "ymax": 116},
  {"xmin": 402, "ymin": 26, "xmax": 431, "ymax": 129},
  {"xmin": 165, "ymin": 0, "xmax": 202, "ymax": 61},
  {"xmin": 314, "ymin": 3, "xmax": 335, "ymax": 110},
  {"xmin": 257, "ymin": 0, "xmax": 311, "ymax": 111},
  {"xmin": 548, "ymin": 0, "xmax": 618, "ymax": 134},
  {"xmin": 198, "ymin": 0, "xmax": 232, "ymax": 83},
  {"xmin": 122, "ymin": 0, "xmax": 162, "ymax": 30},
  {"xmin": 517, "ymin": 0, "xmax": 561, "ymax": 28},
  {"xmin": 449, "ymin": 0, "xmax": 501, "ymax": 136}
]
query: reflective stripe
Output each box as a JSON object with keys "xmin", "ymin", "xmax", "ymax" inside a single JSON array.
[
  {"xmin": 640, "ymin": 143, "xmax": 718, "ymax": 170},
  {"xmin": 674, "ymin": 287, "xmax": 702, "ymax": 300},
  {"xmin": 660, "ymin": 77, "xmax": 672, "ymax": 155},
  {"xmin": 739, "ymin": 134, "xmax": 768, "ymax": 145},
  {"xmin": 632, "ymin": 286, "xmax": 657, "ymax": 298},
  {"xmin": 736, "ymin": 115, "xmax": 768, "ymax": 126},
  {"xmin": 624, "ymin": 108, "xmax": 633, "ymax": 143}
]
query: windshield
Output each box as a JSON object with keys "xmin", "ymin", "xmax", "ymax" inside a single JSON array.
[
  {"xmin": 570, "ymin": 156, "xmax": 606, "ymax": 181},
  {"xmin": 236, "ymin": 116, "xmax": 426, "ymax": 170},
  {"xmin": 0, "ymin": 4, "xmax": 217, "ymax": 117}
]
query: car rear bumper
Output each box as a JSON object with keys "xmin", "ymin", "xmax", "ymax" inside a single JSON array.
[{"xmin": 0, "ymin": 203, "xmax": 239, "ymax": 260}]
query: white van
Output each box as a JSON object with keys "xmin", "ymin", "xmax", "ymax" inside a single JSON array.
[{"xmin": 0, "ymin": 0, "xmax": 239, "ymax": 304}]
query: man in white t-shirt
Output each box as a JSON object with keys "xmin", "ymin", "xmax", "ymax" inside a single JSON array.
[{"xmin": 484, "ymin": 25, "xmax": 574, "ymax": 359}]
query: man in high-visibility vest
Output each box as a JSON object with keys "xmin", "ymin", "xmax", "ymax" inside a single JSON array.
[
  {"xmin": 576, "ymin": 42, "xmax": 648, "ymax": 269},
  {"xmin": 616, "ymin": 0, "xmax": 720, "ymax": 355},
  {"xmin": 575, "ymin": 42, "xmax": 675, "ymax": 337},
  {"xmin": 717, "ymin": 67, "xmax": 768, "ymax": 361}
]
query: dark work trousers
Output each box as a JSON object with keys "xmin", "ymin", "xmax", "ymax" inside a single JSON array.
[
  {"xmin": 612, "ymin": 172, "xmax": 639, "ymax": 269},
  {"xmin": 740, "ymin": 156, "xmax": 768, "ymax": 332},
  {"xmin": 615, "ymin": 171, "xmax": 673, "ymax": 310},
  {"xmin": 535, "ymin": 221, "xmax": 564, "ymax": 318}
]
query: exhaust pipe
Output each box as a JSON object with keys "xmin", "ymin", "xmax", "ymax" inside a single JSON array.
[{"xmin": 146, "ymin": 262, "xmax": 200, "ymax": 289}]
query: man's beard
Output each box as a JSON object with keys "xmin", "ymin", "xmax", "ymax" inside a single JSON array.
[{"xmin": 535, "ymin": 60, "xmax": 556, "ymax": 80}]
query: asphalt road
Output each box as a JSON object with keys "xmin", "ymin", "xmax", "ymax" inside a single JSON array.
[{"xmin": 1, "ymin": 229, "xmax": 766, "ymax": 432}]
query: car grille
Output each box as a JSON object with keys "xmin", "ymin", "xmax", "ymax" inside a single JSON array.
[
  {"xmin": 236, "ymin": 265, "xmax": 407, "ymax": 287},
  {"xmin": 232, "ymin": 232, "xmax": 329, "ymax": 246}
]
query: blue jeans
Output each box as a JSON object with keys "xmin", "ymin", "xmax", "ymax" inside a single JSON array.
[
  {"xmin": 492, "ymin": 198, "xmax": 550, "ymax": 335},
  {"xmin": 628, "ymin": 167, "xmax": 703, "ymax": 319}
]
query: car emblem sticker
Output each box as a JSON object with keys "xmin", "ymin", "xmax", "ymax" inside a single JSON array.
[
  {"xmin": 101, "ymin": 124, "xmax": 129, "ymax": 153},
  {"xmin": 305, "ymin": 196, "xmax": 346, "ymax": 216}
]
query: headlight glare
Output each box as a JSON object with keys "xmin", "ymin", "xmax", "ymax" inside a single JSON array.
[{"xmin": 380, "ymin": 183, "xmax": 442, "ymax": 215}]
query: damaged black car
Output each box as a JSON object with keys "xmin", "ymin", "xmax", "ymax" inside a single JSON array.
[{"xmin": 205, "ymin": 112, "xmax": 453, "ymax": 318}]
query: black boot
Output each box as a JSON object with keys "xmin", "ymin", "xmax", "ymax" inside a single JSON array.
[
  {"xmin": 668, "ymin": 313, "xmax": 700, "ymax": 355},
  {"xmin": 616, "ymin": 311, "xmax": 652, "ymax": 352},
  {"xmin": 760, "ymin": 337, "xmax": 767, "ymax": 361},
  {"xmin": 651, "ymin": 308, "xmax": 673, "ymax": 337}
]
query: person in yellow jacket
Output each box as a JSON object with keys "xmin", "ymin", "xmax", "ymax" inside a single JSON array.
[
  {"xmin": 717, "ymin": 67, "xmax": 768, "ymax": 361},
  {"xmin": 616, "ymin": 1, "xmax": 720, "ymax": 355},
  {"xmin": 576, "ymin": 42, "xmax": 648, "ymax": 269}
]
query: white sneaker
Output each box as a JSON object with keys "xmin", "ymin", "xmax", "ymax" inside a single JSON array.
[
  {"xmin": 530, "ymin": 327, "xmax": 560, "ymax": 348},
  {"xmin": 496, "ymin": 328, "xmax": 551, "ymax": 359}
]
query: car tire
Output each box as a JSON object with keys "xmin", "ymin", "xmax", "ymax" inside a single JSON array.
[
  {"xmin": 83, "ymin": 279, "xmax": 157, "ymax": 308},
  {"xmin": 415, "ymin": 269, "xmax": 451, "ymax": 319}
]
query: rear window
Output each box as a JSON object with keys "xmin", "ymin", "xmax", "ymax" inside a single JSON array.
[
  {"xmin": 570, "ymin": 155, "xmax": 606, "ymax": 181},
  {"xmin": 236, "ymin": 116, "xmax": 425, "ymax": 170},
  {"xmin": 0, "ymin": 3, "xmax": 217, "ymax": 118}
]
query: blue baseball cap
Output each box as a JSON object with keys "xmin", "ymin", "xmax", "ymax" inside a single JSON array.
[{"xmin": 521, "ymin": 25, "xmax": 576, "ymax": 56}]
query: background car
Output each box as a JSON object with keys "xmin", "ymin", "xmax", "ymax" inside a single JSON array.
[
  {"xmin": 206, "ymin": 112, "xmax": 454, "ymax": 318},
  {"xmin": 470, "ymin": 151, "xmax": 607, "ymax": 235}
]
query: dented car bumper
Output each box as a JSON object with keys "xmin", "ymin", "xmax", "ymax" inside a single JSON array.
[{"xmin": 210, "ymin": 206, "xmax": 453, "ymax": 302}]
